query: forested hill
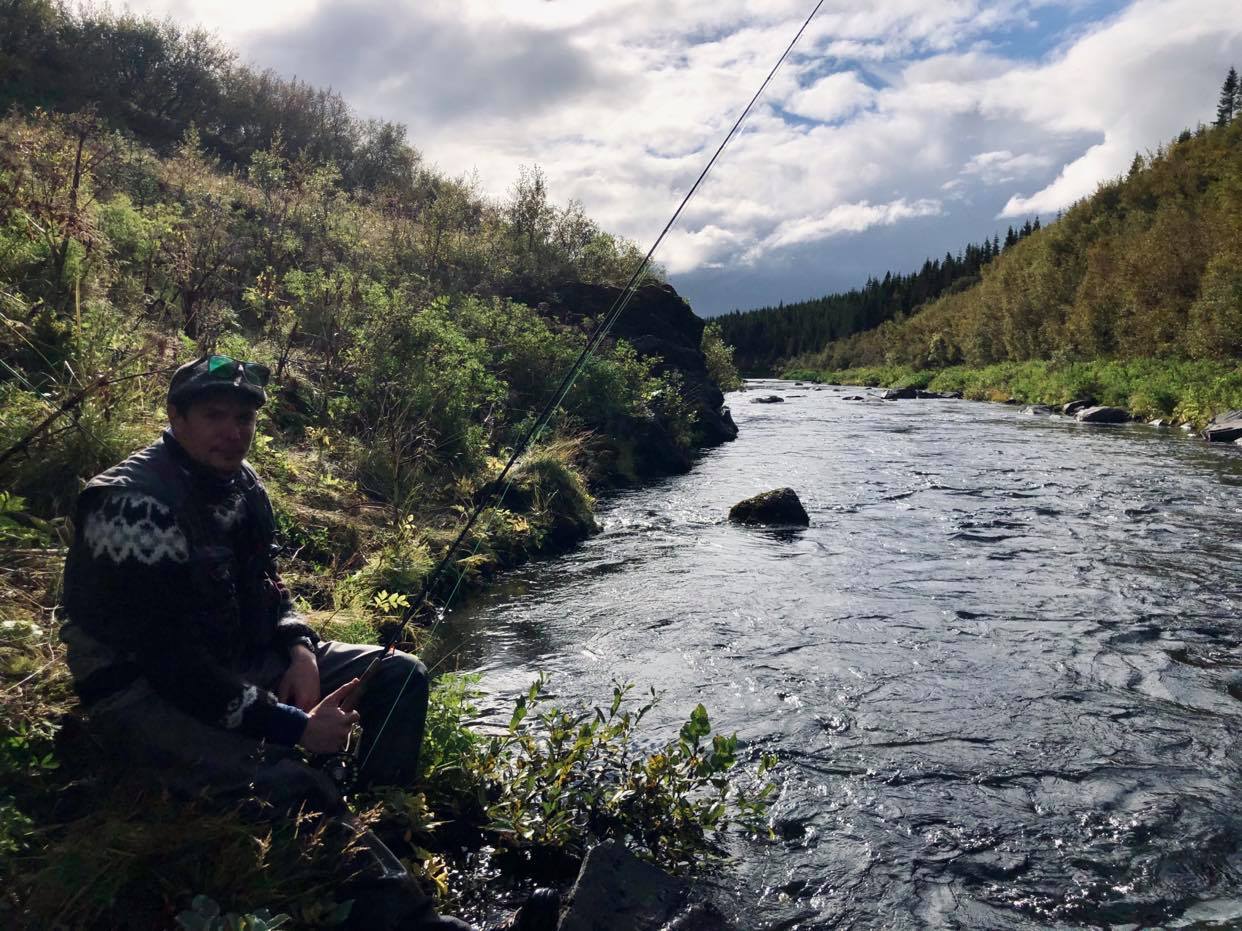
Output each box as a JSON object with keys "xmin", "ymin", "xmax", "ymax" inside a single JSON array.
[
  {"xmin": 715, "ymin": 222, "xmax": 1040, "ymax": 374},
  {"xmin": 790, "ymin": 114, "xmax": 1242, "ymax": 374},
  {"xmin": 0, "ymin": 0, "xmax": 654, "ymax": 293},
  {"xmin": 2, "ymin": 0, "xmax": 417, "ymax": 192}
]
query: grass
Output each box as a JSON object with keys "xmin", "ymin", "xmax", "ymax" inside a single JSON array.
[{"xmin": 787, "ymin": 358, "xmax": 1242, "ymax": 427}]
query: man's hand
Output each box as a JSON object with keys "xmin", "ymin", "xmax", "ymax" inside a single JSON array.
[
  {"xmin": 300, "ymin": 678, "xmax": 362, "ymax": 754},
  {"xmin": 278, "ymin": 643, "xmax": 320, "ymax": 712}
]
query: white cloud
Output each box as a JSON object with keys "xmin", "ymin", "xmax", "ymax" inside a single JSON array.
[
  {"xmin": 119, "ymin": 0, "xmax": 1242, "ymax": 301},
  {"xmin": 752, "ymin": 198, "xmax": 943, "ymax": 255},
  {"xmin": 961, "ymin": 149, "xmax": 1054, "ymax": 184},
  {"xmin": 781, "ymin": 71, "xmax": 875, "ymax": 122}
]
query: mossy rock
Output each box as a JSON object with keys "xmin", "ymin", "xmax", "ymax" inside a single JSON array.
[{"xmin": 728, "ymin": 488, "xmax": 809, "ymax": 526}]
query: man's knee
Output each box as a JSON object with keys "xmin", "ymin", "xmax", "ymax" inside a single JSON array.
[{"xmin": 375, "ymin": 651, "xmax": 429, "ymax": 708}]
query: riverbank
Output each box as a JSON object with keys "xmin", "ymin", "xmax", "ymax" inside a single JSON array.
[
  {"xmin": 784, "ymin": 358, "xmax": 1242, "ymax": 430},
  {"xmin": 0, "ymin": 362, "xmax": 760, "ymax": 929}
]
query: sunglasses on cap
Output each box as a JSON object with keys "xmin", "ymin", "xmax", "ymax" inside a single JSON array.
[{"xmin": 207, "ymin": 354, "xmax": 271, "ymax": 387}]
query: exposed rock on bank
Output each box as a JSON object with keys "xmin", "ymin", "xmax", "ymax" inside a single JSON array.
[
  {"xmin": 1203, "ymin": 410, "xmax": 1242, "ymax": 443},
  {"xmin": 880, "ymin": 387, "xmax": 959, "ymax": 400},
  {"xmin": 1076, "ymin": 406, "xmax": 1132, "ymax": 424},
  {"xmin": 505, "ymin": 282, "xmax": 738, "ymax": 478},
  {"xmin": 881, "ymin": 386, "xmax": 917, "ymax": 400},
  {"xmin": 728, "ymin": 488, "xmax": 810, "ymax": 526},
  {"xmin": 558, "ymin": 842, "xmax": 735, "ymax": 931}
]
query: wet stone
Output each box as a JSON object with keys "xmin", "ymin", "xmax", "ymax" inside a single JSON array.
[
  {"xmin": 881, "ymin": 386, "xmax": 918, "ymax": 400},
  {"xmin": 752, "ymin": 395, "xmax": 785, "ymax": 404},
  {"xmin": 1076, "ymin": 405, "xmax": 1132, "ymax": 424},
  {"xmin": 1063, "ymin": 398, "xmax": 1096, "ymax": 416},
  {"xmin": 1202, "ymin": 409, "xmax": 1242, "ymax": 443},
  {"xmin": 557, "ymin": 841, "xmax": 737, "ymax": 931},
  {"xmin": 729, "ymin": 488, "xmax": 810, "ymax": 526}
]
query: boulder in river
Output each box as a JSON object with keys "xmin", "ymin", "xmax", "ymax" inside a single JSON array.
[
  {"xmin": 558, "ymin": 841, "xmax": 736, "ymax": 931},
  {"xmin": 729, "ymin": 488, "xmax": 810, "ymax": 526},
  {"xmin": 881, "ymin": 386, "xmax": 917, "ymax": 400},
  {"xmin": 751, "ymin": 395, "xmax": 785, "ymax": 404},
  {"xmin": 1202, "ymin": 409, "xmax": 1242, "ymax": 443},
  {"xmin": 1062, "ymin": 398, "xmax": 1096, "ymax": 416},
  {"xmin": 1022, "ymin": 405, "xmax": 1058, "ymax": 416},
  {"xmin": 1076, "ymin": 405, "xmax": 1132, "ymax": 424},
  {"xmin": 842, "ymin": 395, "xmax": 865, "ymax": 401}
]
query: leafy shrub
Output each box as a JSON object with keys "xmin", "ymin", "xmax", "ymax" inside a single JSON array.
[
  {"xmin": 414, "ymin": 675, "xmax": 776, "ymax": 875},
  {"xmin": 701, "ymin": 322, "xmax": 742, "ymax": 392}
]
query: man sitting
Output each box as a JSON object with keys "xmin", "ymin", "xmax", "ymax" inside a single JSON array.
[{"xmin": 60, "ymin": 354, "xmax": 472, "ymax": 930}]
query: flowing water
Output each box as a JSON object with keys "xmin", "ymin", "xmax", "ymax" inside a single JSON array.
[{"xmin": 438, "ymin": 380, "xmax": 1242, "ymax": 930}]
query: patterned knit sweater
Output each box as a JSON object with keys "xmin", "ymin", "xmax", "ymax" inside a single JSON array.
[{"xmin": 62, "ymin": 432, "xmax": 317, "ymax": 745}]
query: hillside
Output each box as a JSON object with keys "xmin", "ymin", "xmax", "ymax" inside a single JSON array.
[
  {"xmin": 791, "ymin": 119, "xmax": 1242, "ymax": 374},
  {"xmin": 715, "ymin": 225, "xmax": 1039, "ymax": 375}
]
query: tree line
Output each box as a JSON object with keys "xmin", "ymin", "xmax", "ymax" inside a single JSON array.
[{"xmin": 714, "ymin": 221, "xmax": 1040, "ymax": 374}]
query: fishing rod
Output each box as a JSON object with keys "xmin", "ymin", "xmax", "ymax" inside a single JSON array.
[{"xmin": 331, "ymin": 0, "xmax": 828, "ymax": 783}]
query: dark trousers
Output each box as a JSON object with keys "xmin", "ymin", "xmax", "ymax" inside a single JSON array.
[
  {"xmin": 73, "ymin": 639, "xmax": 430, "ymax": 807},
  {"xmin": 247, "ymin": 640, "xmax": 432, "ymax": 792}
]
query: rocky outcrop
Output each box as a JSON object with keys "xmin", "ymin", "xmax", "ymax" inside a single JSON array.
[
  {"xmin": 728, "ymin": 488, "xmax": 809, "ymax": 526},
  {"xmin": 504, "ymin": 281, "xmax": 738, "ymax": 480},
  {"xmin": 510, "ymin": 281, "xmax": 737, "ymax": 442},
  {"xmin": 1076, "ymin": 406, "xmax": 1132, "ymax": 424},
  {"xmin": 1202, "ymin": 410, "xmax": 1242, "ymax": 443},
  {"xmin": 557, "ymin": 841, "xmax": 735, "ymax": 931}
]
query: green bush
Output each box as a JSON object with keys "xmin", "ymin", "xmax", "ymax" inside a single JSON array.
[{"xmin": 413, "ymin": 675, "xmax": 776, "ymax": 875}]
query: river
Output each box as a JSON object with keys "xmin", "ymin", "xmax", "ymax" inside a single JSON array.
[{"xmin": 438, "ymin": 380, "xmax": 1242, "ymax": 930}]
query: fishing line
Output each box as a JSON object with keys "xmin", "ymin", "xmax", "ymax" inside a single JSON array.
[{"xmin": 353, "ymin": 0, "xmax": 827, "ymax": 776}]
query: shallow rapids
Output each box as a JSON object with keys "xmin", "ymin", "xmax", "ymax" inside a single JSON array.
[{"xmin": 437, "ymin": 380, "xmax": 1242, "ymax": 930}]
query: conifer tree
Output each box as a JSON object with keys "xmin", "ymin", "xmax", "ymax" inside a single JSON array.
[{"xmin": 1217, "ymin": 66, "xmax": 1238, "ymax": 127}]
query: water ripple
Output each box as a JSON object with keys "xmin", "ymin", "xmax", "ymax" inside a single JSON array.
[{"xmin": 438, "ymin": 382, "xmax": 1242, "ymax": 929}]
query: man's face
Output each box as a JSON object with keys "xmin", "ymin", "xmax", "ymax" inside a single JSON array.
[{"xmin": 168, "ymin": 393, "xmax": 259, "ymax": 475}]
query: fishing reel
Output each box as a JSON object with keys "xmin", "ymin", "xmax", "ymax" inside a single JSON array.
[{"xmin": 313, "ymin": 722, "xmax": 363, "ymax": 793}]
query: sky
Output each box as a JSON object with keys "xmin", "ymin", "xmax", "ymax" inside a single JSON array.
[{"xmin": 125, "ymin": 0, "xmax": 1242, "ymax": 316}]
